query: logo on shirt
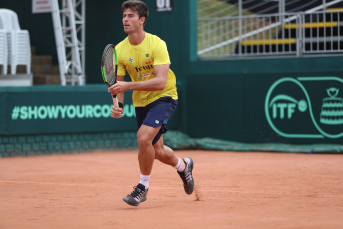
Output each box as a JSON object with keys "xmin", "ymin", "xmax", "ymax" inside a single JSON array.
[
  {"xmin": 135, "ymin": 64, "xmax": 154, "ymax": 72},
  {"xmin": 140, "ymin": 73, "xmax": 150, "ymax": 78},
  {"xmin": 129, "ymin": 57, "xmax": 133, "ymax": 62},
  {"xmin": 145, "ymin": 54, "xmax": 149, "ymax": 57}
]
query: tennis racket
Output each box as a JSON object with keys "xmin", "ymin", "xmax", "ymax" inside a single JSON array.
[{"xmin": 101, "ymin": 44, "xmax": 119, "ymax": 107}]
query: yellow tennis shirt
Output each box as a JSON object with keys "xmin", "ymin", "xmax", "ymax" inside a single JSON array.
[{"xmin": 115, "ymin": 32, "xmax": 178, "ymax": 107}]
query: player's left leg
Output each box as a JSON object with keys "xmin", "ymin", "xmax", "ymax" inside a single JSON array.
[
  {"xmin": 153, "ymin": 136, "xmax": 195, "ymax": 195},
  {"xmin": 153, "ymin": 135, "xmax": 178, "ymax": 166}
]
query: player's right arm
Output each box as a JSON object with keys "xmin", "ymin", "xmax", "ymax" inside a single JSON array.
[
  {"xmin": 111, "ymin": 75, "xmax": 125, "ymax": 118},
  {"xmin": 110, "ymin": 43, "xmax": 126, "ymax": 119}
]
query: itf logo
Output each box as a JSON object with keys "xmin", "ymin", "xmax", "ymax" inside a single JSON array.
[
  {"xmin": 269, "ymin": 95, "xmax": 307, "ymax": 119},
  {"xmin": 265, "ymin": 77, "xmax": 343, "ymax": 139}
]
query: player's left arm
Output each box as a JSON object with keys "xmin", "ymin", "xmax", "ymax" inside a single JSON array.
[{"xmin": 108, "ymin": 64, "xmax": 168, "ymax": 94}]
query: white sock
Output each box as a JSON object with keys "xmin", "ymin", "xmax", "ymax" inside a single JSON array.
[
  {"xmin": 139, "ymin": 174, "xmax": 150, "ymax": 189},
  {"xmin": 174, "ymin": 157, "xmax": 186, "ymax": 172}
]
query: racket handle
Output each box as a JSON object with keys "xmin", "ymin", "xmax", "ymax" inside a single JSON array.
[{"xmin": 113, "ymin": 95, "xmax": 119, "ymax": 108}]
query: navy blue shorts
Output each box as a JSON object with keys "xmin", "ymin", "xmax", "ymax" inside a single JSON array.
[{"xmin": 135, "ymin": 96, "xmax": 178, "ymax": 145}]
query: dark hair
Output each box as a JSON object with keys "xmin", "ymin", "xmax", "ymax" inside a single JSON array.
[{"xmin": 122, "ymin": 0, "xmax": 149, "ymax": 26}]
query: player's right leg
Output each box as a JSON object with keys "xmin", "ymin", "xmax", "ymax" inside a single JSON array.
[
  {"xmin": 122, "ymin": 124, "xmax": 160, "ymax": 206},
  {"xmin": 153, "ymin": 136, "xmax": 195, "ymax": 195},
  {"xmin": 136, "ymin": 124, "xmax": 161, "ymax": 175}
]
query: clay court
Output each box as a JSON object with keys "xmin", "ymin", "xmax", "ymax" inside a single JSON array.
[{"xmin": 1, "ymin": 150, "xmax": 343, "ymax": 229}]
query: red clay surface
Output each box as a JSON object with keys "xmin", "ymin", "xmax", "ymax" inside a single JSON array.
[{"xmin": 1, "ymin": 150, "xmax": 343, "ymax": 229}]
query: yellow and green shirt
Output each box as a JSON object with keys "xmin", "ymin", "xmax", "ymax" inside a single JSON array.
[{"xmin": 115, "ymin": 32, "xmax": 178, "ymax": 107}]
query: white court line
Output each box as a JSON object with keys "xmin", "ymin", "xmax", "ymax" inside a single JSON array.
[{"xmin": 1, "ymin": 180, "xmax": 343, "ymax": 198}]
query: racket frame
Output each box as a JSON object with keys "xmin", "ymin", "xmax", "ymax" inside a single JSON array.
[
  {"xmin": 101, "ymin": 44, "xmax": 118, "ymax": 99},
  {"xmin": 101, "ymin": 44, "xmax": 120, "ymax": 108}
]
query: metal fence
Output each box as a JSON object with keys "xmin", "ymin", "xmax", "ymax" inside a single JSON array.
[
  {"xmin": 198, "ymin": 1, "xmax": 343, "ymax": 58},
  {"xmin": 301, "ymin": 10, "xmax": 343, "ymax": 54}
]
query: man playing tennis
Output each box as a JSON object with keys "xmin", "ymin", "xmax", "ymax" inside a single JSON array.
[{"xmin": 108, "ymin": 0, "xmax": 194, "ymax": 206}]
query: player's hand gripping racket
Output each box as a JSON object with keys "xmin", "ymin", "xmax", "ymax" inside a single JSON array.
[{"xmin": 101, "ymin": 44, "xmax": 119, "ymax": 108}]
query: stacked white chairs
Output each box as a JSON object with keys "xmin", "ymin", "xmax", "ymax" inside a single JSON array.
[
  {"xmin": 0, "ymin": 15, "xmax": 7, "ymax": 75},
  {"xmin": 0, "ymin": 9, "xmax": 31, "ymax": 75}
]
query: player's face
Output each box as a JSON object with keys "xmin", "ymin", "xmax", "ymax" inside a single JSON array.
[{"xmin": 122, "ymin": 9, "xmax": 144, "ymax": 34}]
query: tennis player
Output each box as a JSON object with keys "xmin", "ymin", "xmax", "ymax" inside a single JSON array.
[{"xmin": 108, "ymin": 0, "xmax": 194, "ymax": 206}]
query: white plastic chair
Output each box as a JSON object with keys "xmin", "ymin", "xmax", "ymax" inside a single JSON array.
[
  {"xmin": 9, "ymin": 30, "xmax": 31, "ymax": 74},
  {"xmin": 0, "ymin": 15, "xmax": 8, "ymax": 75},
  {"xmin": 0, "ymin": 9, "xmax": 31, "ymax": 75},
  {"xmin": 0, "ymin": 9, "xmax": 13, "ymax": 73}
]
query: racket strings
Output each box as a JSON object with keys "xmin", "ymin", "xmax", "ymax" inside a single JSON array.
[{"xmin": 104, "ymin": 49, "xmax": 115, "ymax": 84}]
